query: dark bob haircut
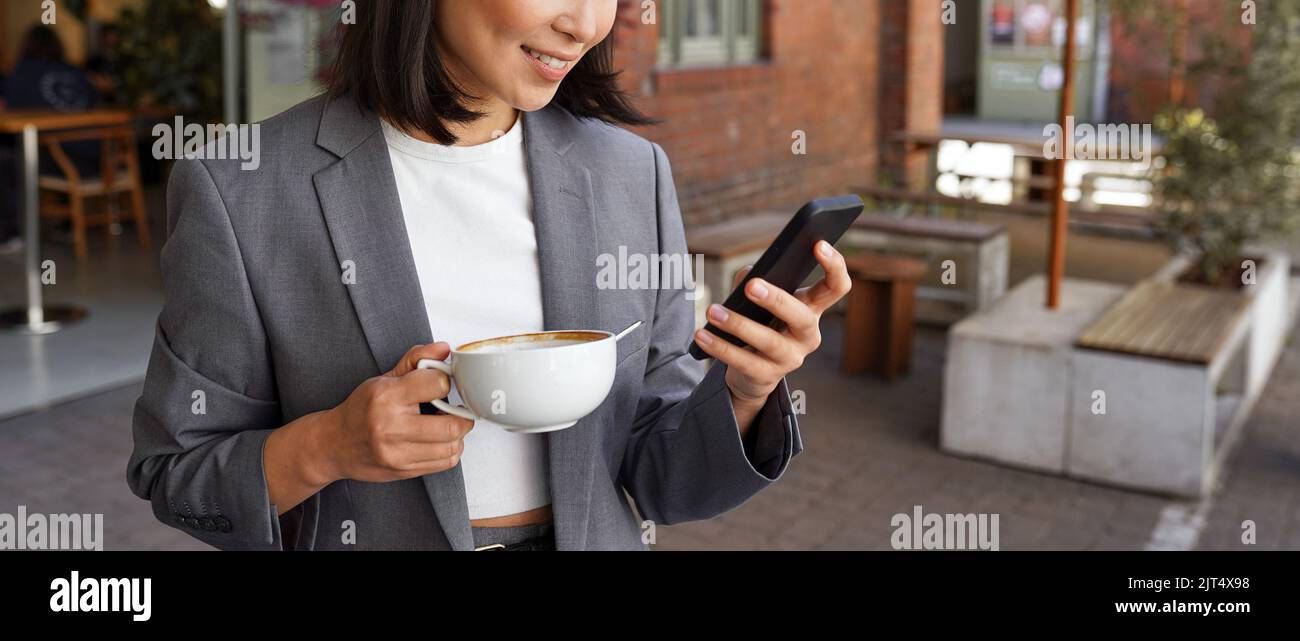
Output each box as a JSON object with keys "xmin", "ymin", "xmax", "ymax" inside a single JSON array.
[
  {"xmin": 326, "ymin": 0, "xmax": 653, "ymax": 145},
  {"xmin": 21, "ymin": 25, "xmax": 67, "ymax": 64}
]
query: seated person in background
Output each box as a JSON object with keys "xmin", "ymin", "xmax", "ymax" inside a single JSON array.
[
  {"xmin": 0, "ymin": 25, "xmax": 104, "ymax": 252},
  {"xmin": 6, "ymin": 24, "xmax": 103, "ymax": 113}
]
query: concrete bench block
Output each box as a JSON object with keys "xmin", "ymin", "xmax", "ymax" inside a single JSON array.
[
  {"xmin": 1067, "ymin": 351, "xmax": 1212, "ymax": 496},
  {"xmin": 941, "ymin": 275, "xmax": 1125, "ymax": 472}
]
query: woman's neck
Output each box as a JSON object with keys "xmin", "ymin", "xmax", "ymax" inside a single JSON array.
[{"xmin": 402, "ymin": 99, "xmax": 520, "ymax": 147}]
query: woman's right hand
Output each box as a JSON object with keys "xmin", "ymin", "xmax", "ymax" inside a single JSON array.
[
  {"xmin": 264, "ymin": 342, "xmax": 475, "ymax": 514},
  {"xmin": 320, "ymin": 342, "xmax": 476, "ymax": 484}
]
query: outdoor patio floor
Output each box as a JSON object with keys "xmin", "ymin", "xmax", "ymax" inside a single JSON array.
[
  {"xmin": 656, "ymin": 316, "xmax": 1300, "ymax": 550},
  {"xmin": 1, "ymin": 311, "xmax": 1296, "ymax": 551}
]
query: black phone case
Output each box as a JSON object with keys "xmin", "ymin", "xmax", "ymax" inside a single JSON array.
[{"xmin": 690, "ymin": 194, "xmax": 865, "ymax": 360}]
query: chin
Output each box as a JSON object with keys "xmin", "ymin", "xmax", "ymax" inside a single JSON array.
[{"xmin": 509, "ymin": 87, "xmax": 563, "ymax": 112}]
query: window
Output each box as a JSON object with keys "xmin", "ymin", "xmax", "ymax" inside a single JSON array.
[{"xmin": 658, "ymin": 0, "xmax": 763, "ymax": 67}]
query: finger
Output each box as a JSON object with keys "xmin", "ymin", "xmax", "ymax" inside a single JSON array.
[
  {"xmin": 743, "ymin": 277, "xmax": 820, "ymax": 339},
  {"xmin": 796, "ymin": 241, "xmax": 852, "ymax": 314},
  {"xmin": 388, "ymin": 367, "xmax": 453, "ymax": 406},
  {"xmin": 393, "ymin": 457, "xmax": 461, "ymax": 479},
  {"xmin": 386, "ymin": 342, "xmax": 452, "ymax": 377},
  {"xmin": 693, "ymin": 328, "xmax": 781, "ymax": 381},
  {"xmin": 705, "ymin": 303, "xmax": 800, "ymax": 369},
  {"xmin": 369, "ymin": 445, "xmax": 463, "ymax": 478},
  {"xmin": 392, "ymin": 453, "xmax": 463, "ymax": 479},
  {"xmin": 730, "ymin": 265, "xmax": 753, "ymax": 291},
  {"xmin": 401, "ymin": 435, "xmax": 466, "ymax": 462},
  {"xmin": 377, "ymin": 435, "xmax": 464, "ymax": 471},
  {"xmin": 401, "ymin": 413, "xmax": 475, "ymax": 443}
]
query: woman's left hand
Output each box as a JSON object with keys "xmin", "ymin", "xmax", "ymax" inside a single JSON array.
[{"xmin": 693, "ymin": 240, "xmax": 852, "ymax": 412}]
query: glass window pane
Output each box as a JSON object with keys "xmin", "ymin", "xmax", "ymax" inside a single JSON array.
[
  {"xmin": 659, "ymin": 1, "xmax": 669, "ymax": 41},
  {"xmin": 738, "ymin": 0, "xmax": 752, "ymax": 37},
  {"xmin": 685, "ymin": 0, "xmax": 721, "ymax": 37}
]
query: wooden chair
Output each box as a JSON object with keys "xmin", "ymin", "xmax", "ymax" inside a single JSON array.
[{"xmin": 37, "ymin": 124, "xmax": 150, "ymax": 260}]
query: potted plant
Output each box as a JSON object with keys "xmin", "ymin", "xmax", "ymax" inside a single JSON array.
[
  {"xmin": 1140, "ymin": 0, "xmax": 1299, "ymax": 404},
  {"xmin": 1147, "ymin": 0, "xmax": 1300, "ymax": 288},
  {"xmin": 110, "ymin": 0, "xmax": 224, "ymax": 124}
]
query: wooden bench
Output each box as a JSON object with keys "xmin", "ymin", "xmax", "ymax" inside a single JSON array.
[
  {"xmin": 841, "ymin": 210, "xmax": 1008, "ymax": 325},
  {"xmin": 685, "ymin": 213, "xmax": 790, "ymax": 310},
  {"xmin": 853, "ymin": 184, "xmax": 1159, "ymax": 238},
  {"xmin": 1075, "ymin": 281, "xmax": 1250, "ymax": 364},
  {"xmin": 1068, "ymin": 279, "xmax": 1255, "ymax": 496},
  {"xmin": 841, "ymin": 254, "xmax": 928, "ymax": 380}
]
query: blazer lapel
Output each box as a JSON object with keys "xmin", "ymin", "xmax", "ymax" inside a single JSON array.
[
  {"xmin": 312, "ymin": 97, "xmax": 474, "ymax": 551},
  {"xmin": 523, "ymin": 107, "xmax": 602, "ymax": 551}
]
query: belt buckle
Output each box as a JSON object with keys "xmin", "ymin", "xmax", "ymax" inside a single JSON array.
[{"xmin": 474, "ymin": 543, "xmax": 506, "ymax": 551}]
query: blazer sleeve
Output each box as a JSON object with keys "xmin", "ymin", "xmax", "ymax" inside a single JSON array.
[
  {"xmin": 619, "ymin": 142, "xmax": 805, "ymax": 526},
  {"xmin": 126, "ymin": 158, "xmax": 315, "ymax": 550}
]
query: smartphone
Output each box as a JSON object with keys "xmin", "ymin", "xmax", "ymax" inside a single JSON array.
[{"xmin": 689, "ymin": 195, "xmax": 865, "ymax": 360}]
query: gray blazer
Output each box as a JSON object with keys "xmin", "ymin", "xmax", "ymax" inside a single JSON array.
[{"xmin": 127, "ymin": 95, "xmax": 803, "ymax": 550}]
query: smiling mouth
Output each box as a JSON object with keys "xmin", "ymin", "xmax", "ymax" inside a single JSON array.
[{"xmin": 522, "ymin": 45, "xmax": 573, "ymax": 70}]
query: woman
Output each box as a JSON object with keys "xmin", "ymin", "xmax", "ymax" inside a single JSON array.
[{"xmin": 128, "ymin": 0, "xmax": 850, "ymax": 551}]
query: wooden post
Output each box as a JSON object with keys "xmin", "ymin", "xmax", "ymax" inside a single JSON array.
[
  {"xmin": 1170, "ymin": 0, "xmax": 1189, "ymax": 105},
  {"xmin": 1047, "ymin": 0, "xmax": 1079, "ymax": 309}
]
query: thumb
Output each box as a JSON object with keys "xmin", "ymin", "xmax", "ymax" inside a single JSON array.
[{"xmin": 386, "ymin": 342, "xmax": 452, "ymax": 377}]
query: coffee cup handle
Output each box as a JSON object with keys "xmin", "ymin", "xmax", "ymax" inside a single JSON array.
[{"xmin": 416, "ymin": 358, "xmax": 481, "ymax": 422}]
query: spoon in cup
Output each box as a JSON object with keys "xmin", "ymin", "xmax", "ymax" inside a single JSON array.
[{"xmin": 614, "ymin": 321, "xmax": 643, "ymax": 342}]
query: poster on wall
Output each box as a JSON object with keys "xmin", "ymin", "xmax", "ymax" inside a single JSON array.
[
  {"xmin": 1022, "ymin": 2, "xmax": 1053, "ymax": 47},
  {"xmin": 990, "ymin": 1, "xmax": 1016, "ymax": 46}
]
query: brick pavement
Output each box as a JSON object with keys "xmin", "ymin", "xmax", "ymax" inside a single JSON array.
[{"xmin": 0, "ymin": 317, "xmax": 1296, "ymax": 551}]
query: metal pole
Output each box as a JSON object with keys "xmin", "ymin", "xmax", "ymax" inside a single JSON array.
[
  {"xmin": 0, "ymin": 124, "xmax": 88, "ymax": 333},
  {"xmin": 22, "ymin": 125, "xmax": 41, "ymax": 326},
  {"xmin": 223, "ymin": 0, "xmax": 240, "ymax": 124},
  {"xmin": 1047, "ymin": 0, "xmax": 1079, "ymax": 310}
]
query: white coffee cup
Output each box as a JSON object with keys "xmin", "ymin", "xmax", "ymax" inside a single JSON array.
[{"xmin": 416, "ymin": 330, "xmax": 617, "ymax": 433}]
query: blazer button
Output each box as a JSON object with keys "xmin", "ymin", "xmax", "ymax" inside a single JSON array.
[
  {"xmin": 185, "ymin": 517, "xmax": 200, "ymax": 529},
  {"xmin": 214, "ymin": 516, "xmax": 232, "ymax": 533},
  {"xmin": 199, "ymin": 517, "xmax": 217, "ymax": 531},
  {"xmin": 173, "ymin": 514, "xmax": 186, "ymax": 526}
]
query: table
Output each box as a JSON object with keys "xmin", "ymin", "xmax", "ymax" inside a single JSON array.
[{"xmin": 0, "ymin": 109, "xmax": 132, "ymax": 334}]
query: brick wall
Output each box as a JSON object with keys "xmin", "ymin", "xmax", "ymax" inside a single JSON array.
[
  {"xmin": 878, "ymin": 0, "xmax": 943, "ymax": 190},
  {"xmin": 610, "ymin": 0, "xmax": 923, "ymax": 227},
  {"xmin": 1108, "ymin": 0, "xmax": 1254, "ymax": 123}
]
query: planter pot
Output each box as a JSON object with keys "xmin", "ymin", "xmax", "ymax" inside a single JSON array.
[
  {"xmin": 942, "ymin": 252, "xmax": 1295, "ymax": 498},
  {"xmin": 1066, "ymin": 250, "xmax": 1293, "ymax": 497},
  {"xmin": 1150, "ymin": 250, "xmax": 1292, "ymax": 400}
]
